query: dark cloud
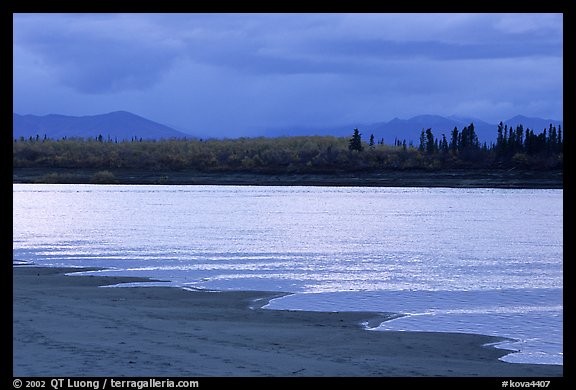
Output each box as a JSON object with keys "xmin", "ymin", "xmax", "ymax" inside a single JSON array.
[
  {"xmin": 301, "ymin": 38, "xmax": 562, "ymax": 63},
  {"xmin": 14, "ymin": 13, "xmax": 183, "ymax": 94}
]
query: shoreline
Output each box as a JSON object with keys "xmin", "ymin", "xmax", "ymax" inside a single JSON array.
[
  {"xmin": 13, "ymin": 266, "xmax": 563, "ymax": 377},
  {"xmin": 13, "ymin": 167, "xmax": 563, "ymax": 189}
]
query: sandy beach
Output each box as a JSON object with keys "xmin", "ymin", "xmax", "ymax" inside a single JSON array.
[{"xmin": 13, "ymin": 266, "xmax": 563, "ymax": 377}]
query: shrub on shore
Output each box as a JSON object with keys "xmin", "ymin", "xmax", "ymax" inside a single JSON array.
[{"xmin": 90, "ymin": 170, "xmax": 118, "ymax": 184}]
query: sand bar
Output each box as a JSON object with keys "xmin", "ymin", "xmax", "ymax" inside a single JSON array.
[{"xmin": 13, "ymin": 266, "xmax": 563, "ymax": 377}]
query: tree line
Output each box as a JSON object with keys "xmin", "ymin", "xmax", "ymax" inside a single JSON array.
[
  {"xmin": 13, "ymin": 121, "xmax": 563, "ymax": 174},
  {"xmin": 410, "ymin": 122, "xmax": 563, "ymax": 159}
]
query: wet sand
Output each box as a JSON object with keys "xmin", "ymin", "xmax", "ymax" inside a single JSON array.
[{"xmin": 13, "ymin": 266, "xmax": 563, "ymax": 377}]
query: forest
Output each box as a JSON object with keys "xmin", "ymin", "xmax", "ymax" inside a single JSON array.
[{"xmin": 13, "ymin": 121, "xmax": 562, "ymax": 183}]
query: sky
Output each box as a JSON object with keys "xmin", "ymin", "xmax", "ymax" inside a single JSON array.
[{"xmin": 13, "ymin": 13, "xmax": 563, "ymax": 137}]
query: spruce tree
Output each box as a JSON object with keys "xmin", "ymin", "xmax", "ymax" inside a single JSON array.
[
  {"xmin": 425, "ymin": 128, "xmax": 435, "ymax": 154},
  {"xmin": 450, "ymin": 127, "xmax": 459, "ymax": 153},
  {"xmin": 419, "ymin": 129, "xmax": 426, "ymax": 153},
  {"xmin": 348, "ymin": 128, "xmax": 363, "ymax": 152}
]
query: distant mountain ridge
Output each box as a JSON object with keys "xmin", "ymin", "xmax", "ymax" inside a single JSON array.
[
  {"xmin": 263, "ymin": 114, "xmax": 563, "ymax": 145},
  {"xmin": 502, "ymin": 115, "xmax": 563, "ymax": 133},
  {"xmin": 13, "ymin": 111, "xmax": 562, "ymax": 145},
  {"xmin": 13, "ymin": 111, "xmax": 190, "ymax": 140}
]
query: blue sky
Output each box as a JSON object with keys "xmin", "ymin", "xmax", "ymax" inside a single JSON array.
[{"xmin": 13, "ymin": 13, "xmax": 563, "ymax": 137}]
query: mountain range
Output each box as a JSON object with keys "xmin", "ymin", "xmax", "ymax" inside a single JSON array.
[
  {"xmin": 13, "ymin": 111, "xmax": 189, "ymax": 141},
  {"xmin": 13, "ymin": 111, "xmax": 562, "ymax": 145},
  {"xmin": 265, "ymin": 114, "xmax": 563, "ymax": 145}
]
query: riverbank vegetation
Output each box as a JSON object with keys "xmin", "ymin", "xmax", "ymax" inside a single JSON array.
[{"xmin": 13, "ymin": 122, "xmax": 563, "ymax": 176}]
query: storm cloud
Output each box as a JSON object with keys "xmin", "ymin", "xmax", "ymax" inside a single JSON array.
[{"xmin": 13, "ymin": 13, "xmax": 563, "ymax": 136}]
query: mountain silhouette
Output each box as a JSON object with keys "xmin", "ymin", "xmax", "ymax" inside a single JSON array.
[
  {"xmin": 13, "ymin": 111, "xmax": 190, "ymax": 140},
  {"xmin": 13, "ymin": 111, "xmax": 562, "ymax": 145},
  {"xmin": 261, "ymin": 114, "xmax": 562, "ymax": 145}
]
